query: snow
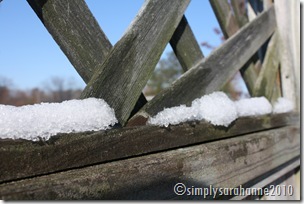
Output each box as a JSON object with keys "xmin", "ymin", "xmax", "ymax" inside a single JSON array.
[
  {"xmin": 191, "ymin": 92, "xmax": 237, "ymax": 127},
  {"xmin": 235, "ymin": 97, "xmax": 272, "ymax": 117},
  {"xmin": 148, "ymin": 92, "xmax": 293, "ymax": 128},
  {"xmin": 0, "ymin": 93, "xmax": 295, "ymax": 141},
  {"xmin": 148, "ymin": 105, "xmax": 196, "ymax": 127},
  {"xmin": 0, "ymin": 98, "xmax": 117, "ymax": 141},
  {"xmin": 273, "ymin": 97, "xmax": 294, "ymax": 113},
  {"xmin": 148, "ymin": 92, "xmax": 237, "ymax": 127}
]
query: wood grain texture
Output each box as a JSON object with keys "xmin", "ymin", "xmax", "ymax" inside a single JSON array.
[
  {"xmin": 129, "ymin": 6, "xmax": 276, "ymax": 122},
  {"xmin": 275, "ymin": 0, "xmax": 300, "ymax": 111},
  {"xmin": 26, "ymin": 0, "xmax": 150, "ymax": 117},
  {"xmin": 0, "ymin": 125, "xmax": 299, "ymax": 200},
  {"xmin": 80, "ymin": 0, "xmax": 190, "ymax": 126},
  {"xmin": 27, "ymin": 0, "xmax": 112, "ymax": 83},
  {"xmin": 209, "ymin": 0, "xmax": 239, "ymax": 38},
  {"xmin": 231, "ymin": 0, "xmax": 248, "ymax": 27},
  {"xmin": 253, "ymin": 32, "xmax": 280, "ymax": 100},
  {"xmin": 210, "ymin": 0, "xmax": 258, "ymax": 95},
  {"xmin": 170, "ymin": 16, "xmax": 204, "ymax": 72},
  {"xmin": 0, "ymin": 112, "xmax": 298, "ymax": 183},
  {"xmin": 231, "ymin": 158, "xmax": 300, "ymax": 200}
]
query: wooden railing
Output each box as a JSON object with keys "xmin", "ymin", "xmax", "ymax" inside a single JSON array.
[{"xmin": 0, "ymin": 0, "xmax": 300, "ymax": 200}]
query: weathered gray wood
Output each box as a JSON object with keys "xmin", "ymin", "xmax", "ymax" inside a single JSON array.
[
  {"xmin": 129, "ymin": 6, "xmax": 276, "ymax": 124},
  {"xmin": 209, "ymin": 0, "xmax": 239, "ymax": 38},
  {"xmin": 253, "ymin": 32, "xmax": 280, "ymax": 100},
  {"xmin": 170, "ymin": 16, "xmax": 204, "ymax": 72},
  {"xmin": 80, "ymin": 0, "xmax": 190, "ymax": 126},
  {"xmin": 231, "ymin": 158, "xmax": 300, "ymax": 200},
  {"xmin": 275, "ymin": 0, "xmax": 300, "ymax": 111},
  {"xmin": 0, "ymin": 112, "xmax": 298, "ymax": 183},
  {"xmin": 0, "ymin": 125, "xmax": 299, "ymax": 200},
  {"xmin": 27, "ymin": 0, "xmax": 112, "ymax": 83},
  {"xmin": 231, "ymin": 0, "xmax": 249, "ymax": 27},
  {"xmin": 26, "ymin": 0, "xmax": 149, "ymax": 118},
  {"xmin": 210, "ymin": 0, "xmax": 258, "ymax": 95}
]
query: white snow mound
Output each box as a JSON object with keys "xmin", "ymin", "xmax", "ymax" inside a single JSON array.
[
  {"xmin": 0, "ymin": 98, "xmax": 117, "ymax": 141},
  {"xmin": 273, "ymin": 97, "xmax": 294, "ymax": 113},
  {"xmin": 148, "ymin": 92, "xmax": 237, "ymax": 127},
  {"xmin": 191, "ymin": 92, "xmax": 237, "ymax": 127},
  {"xmin": 235, "ymin": 97, "xmax": 272, "ymax": 117}
]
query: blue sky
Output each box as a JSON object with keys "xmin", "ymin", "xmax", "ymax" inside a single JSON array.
[{"xmin": 0, "ymin": 0, "xmax": 221, "ymax": 90}]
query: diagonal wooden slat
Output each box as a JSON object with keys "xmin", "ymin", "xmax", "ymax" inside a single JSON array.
[
  {"xmin": 253, "ymin": 31, "xmax": 280, "ymax": 101},
  {"xmin": 26, "ymin": 0, "xmax": 149, "ymax": 118},
  {"xmin": 80, "ymin": 0, "xmax": 191, "ymax": 126},
  {"xmin": 27, "ymin": 0, "xmax": 112, "ymax": 83},
  {"xmin": 209, "ymin": 0, "xmax": 258, "ymax": 95},
  {"xmin": 209, "ymin": 0, "xmax": 239, "ymax": 38},
  {"xmin": 170, "ymin": 16, "xmax": 204, "ymax": 72},
  {"xmin": 129, "ymin": 6, "xmax": 276, "ymax": 124},
  {"xmin": 27, "ymin": 0, "xmax": 205, "ymax": 122},
  {"xmin": 231, "ymin": 0, "xmax": 248, "ymax": 27}
]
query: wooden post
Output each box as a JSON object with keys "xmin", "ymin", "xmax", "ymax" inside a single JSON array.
[{"xmin": 274, "ymin": 0, "xmax": 300, "ymax": 111}]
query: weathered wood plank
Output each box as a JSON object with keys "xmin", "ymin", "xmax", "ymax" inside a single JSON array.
[
  {"xmin": 80, "ymin": 0, "xmax": 190, "ymax": 126},
  {"xmin": 275, "ymin": 0, "xmax": 300, "ymax": 111},
  {"xmin": 0, "ymin": 125, "xmax": 300, "ymax": 200},
  {"xmin": 170, "ymin": 16, "xmax": 204, "ymax": 72},
  {"xmin": 231, "ymin": 158, "xmax": 300, "ymax": 200},
  {"xmin": 210, "ymin": 0, "xmax": 258, "ymax": 95},
  {"xmin": 27, "ymin": 0, "xmax": 112, "ymax": 83},
  {"xmin": 129, "ymin": 6, "xmax": 276, "ymax": 123},
  {"xmin": 26, "ymin": 0, "xmax": 149, "ymax": 118},
  {"xmin": 231, "ymin": 0, "xmax": 248, "ymax": 27},
  {"xmin": 253, "ymin": 31, "xmax": 280, "ymax": 100},
  {"xmin": 209, "ymin": 0, "xmax": 239, "ymax": 38},
  {"xmin": 0, "ymin": 112, "xmax": 298, "ymax": 183}
]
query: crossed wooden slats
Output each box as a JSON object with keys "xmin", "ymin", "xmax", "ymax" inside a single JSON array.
[
  {"xmin": 27, "ymin": 0, "xmax": 278, "ymax": 127},
  {"xmin": 27, "ymin": 0, "xmax": 206, "ymax": 126},
  {"xmin": 129, "ymin": 6, "xmax": 277, "ymax": 125}
]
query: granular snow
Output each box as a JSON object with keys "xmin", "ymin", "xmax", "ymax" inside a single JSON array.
[
  {"xmin": 273, "ymin": 97, "xmax": 294, "ymax": 113},
  {"xmin": 235, "ymin": 97, "xmax": 272, "ymax": 117},
  {"xmin": 0, "ymin": 98, "xmax": 117, "ymax": 141},
  {"xmin": 148, "ymin": 92, "xmax": 237, "ymax": 127}
]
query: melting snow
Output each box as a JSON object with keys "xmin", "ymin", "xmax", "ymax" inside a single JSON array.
[
  {"xmin": 148, "ymin": 92, "xmax": 294, "ymax": 127},
  {"xmin": 0, "ymin": 98, "xmax": 117, "ymax": 141}
]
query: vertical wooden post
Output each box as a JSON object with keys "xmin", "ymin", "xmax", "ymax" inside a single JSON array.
[{"xmin": 274, "ymin": 0, "xmax": 300, "ymax": 111}]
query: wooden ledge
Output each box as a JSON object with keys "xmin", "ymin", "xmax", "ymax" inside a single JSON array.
[{"xmin": 0, "ymin": 112, "xmax": 299, "ymax": 183}]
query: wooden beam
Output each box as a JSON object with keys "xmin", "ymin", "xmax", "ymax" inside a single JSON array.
[
  {"xmin": 231, "ymin": 158, "xmax": 300, "ymax": 200},
  {"xmin": 26, "ymin": 0, "xmax": 150, "ymax": 118},
  {"xmin": 80, "ymin": 0, "xmax": 190, "ymax": 126},
  {"xmin": 129, "ymin": 6, "xmax": 276, "ymax": 124},
  {"xmin": 210, "ymin": 0, "xmax": 258, "ymax": 95},
  {"xmin": 253, "ymin": 31, "xmax": 280, "ymax": 100},
  {"xmin": 27, "ymin": 0, "xmax": 202, "ymax": 120},
  {"xmin": 209, "ymin": 0, "xmax": 239, "ymax": 38},
  {"xmin": 170, "ymin": 16, "xmax": 204, "ymax": 72},
  {"xmin": 0, "ymin": 125, "xmax": 299, "ymax": 200},
  {"xmin": 0, "ymin": 112, "xmax": 298, "ymax": 183},
  {"xmin": 274, "ymin": 0, "xmax": 300, "ymax": 111},
  {"xmin": 231, "ymin": 0, "xmax": 249, "ymax": 27},
  {"xmin": 26, "ymin": 0, "xmax": 112, "ymax": 83}
]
